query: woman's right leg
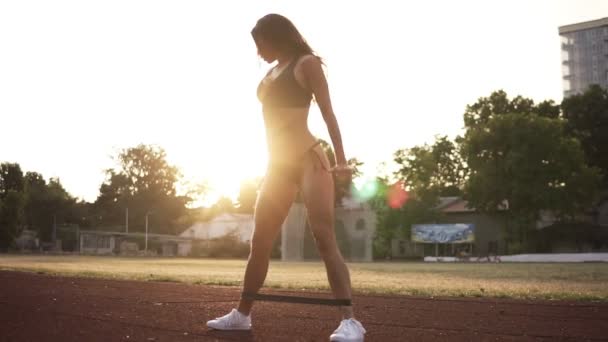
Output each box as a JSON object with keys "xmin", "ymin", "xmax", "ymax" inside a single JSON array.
[{"xmin": 237, "ymin": 169, "xmax": 298, "ymax": 316}]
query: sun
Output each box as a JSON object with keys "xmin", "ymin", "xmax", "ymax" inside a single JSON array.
[{"xmin": 170, "ymin": 123, "xmax": 268, "ymax": 207}]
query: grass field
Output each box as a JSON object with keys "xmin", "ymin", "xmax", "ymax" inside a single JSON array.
[{"xmin": 1, "ymin": 255, "xmax": 607, "ymax": 301}]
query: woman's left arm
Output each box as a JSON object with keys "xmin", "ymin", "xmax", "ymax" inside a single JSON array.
[{"xmin": 301, "ymin": 56, "xmax": 347, "ymax": 166}]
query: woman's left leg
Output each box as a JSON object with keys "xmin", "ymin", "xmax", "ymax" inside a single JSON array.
[{"xmin": 299, "ymin": 146, "xmax": 354, "ymax": 319}]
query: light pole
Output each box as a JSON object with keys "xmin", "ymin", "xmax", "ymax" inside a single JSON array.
[
  {"xmin": 145, "ymin": 210, "xmax": 153, "ymax": 254},
  {"xmin": 145, "ymin": 212, "xmax": 149, "ymax": 253}
]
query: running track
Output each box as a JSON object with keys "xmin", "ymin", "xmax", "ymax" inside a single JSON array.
[{"xmin": 1, "ymin": 271, "xmax": 607, "ymax": 341}]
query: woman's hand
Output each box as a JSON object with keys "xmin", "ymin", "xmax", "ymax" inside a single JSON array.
[{"xmin": 332, "ymin": 164, "xmax": 353, "ymax": 185}]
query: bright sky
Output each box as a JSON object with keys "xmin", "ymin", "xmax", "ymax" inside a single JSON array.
[{"xmin": 1, "ymin": 0, "xmax": 606, "ymax": 205}]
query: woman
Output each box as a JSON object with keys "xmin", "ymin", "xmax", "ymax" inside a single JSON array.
[{"xmin": 207, "ymin": 14, "xmax": 366, "ymax": 342}]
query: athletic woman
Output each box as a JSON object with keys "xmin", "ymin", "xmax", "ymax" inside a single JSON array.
[{"xmin": 207, "ymin": 14, "xmax": 366, "ymax": 342}]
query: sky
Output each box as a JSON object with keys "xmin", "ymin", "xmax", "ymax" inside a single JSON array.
[{"xmin": 1, "ymin": 0, "xmax": 607, "ymax": 205}]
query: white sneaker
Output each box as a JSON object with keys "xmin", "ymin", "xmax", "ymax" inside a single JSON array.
[
  {"xmin": 206, "ymin": 308, "xmax": 252, "ymax": 330},
  {"xmin": 330, "ymin": 318, "xmax": 366, "ymax": 341}
]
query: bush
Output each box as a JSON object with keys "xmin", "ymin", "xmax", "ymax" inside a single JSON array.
[
  {"xmin": 190, "ymin": 232, "xmax": 250, "ymax": 258},
  {"xmin": 506, "ymin": 240, "xmax": 524, "ymax": 255}
]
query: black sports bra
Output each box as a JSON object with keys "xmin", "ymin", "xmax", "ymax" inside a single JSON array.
[{"xmin": 257, "ymin": 56, "xmax": 313, "ymax": 109}]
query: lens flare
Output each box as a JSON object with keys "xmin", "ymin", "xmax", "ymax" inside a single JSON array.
[
  {"xmin": 352, "ymin": 177, "xmax": 379, "ymax": 202},
  {"xmin": 387, "ymin": 181, "xmax": 409, "ymax": 209}
]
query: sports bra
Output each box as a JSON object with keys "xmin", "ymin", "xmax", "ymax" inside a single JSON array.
[{"xmin": 257, "ymin": 55, "xmax": 313, "ymax": 109}]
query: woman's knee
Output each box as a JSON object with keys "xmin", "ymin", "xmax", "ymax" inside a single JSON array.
[
  {"xmin": 249, "ymin": 227, "xmax": 278, "ymax": 258},
  {"xmin": 249, "ymin": 237, "xmax": 274, "ymax": 258},
  {"xmin": 313, "ymin": 231, "xmax": 339, "ymax": 256}
]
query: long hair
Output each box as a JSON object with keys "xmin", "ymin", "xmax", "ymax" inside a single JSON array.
[{"xmin": 251, "ymin": 14, "xmax": 321, "ymax": 60}]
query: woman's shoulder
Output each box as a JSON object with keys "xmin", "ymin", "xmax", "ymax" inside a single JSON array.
[
  {"xmin": 295, "ymin": 54, "xmax": 320, "ymax": 65},
  {"xmin": 294, "ymin": 54, "xmax": 322, "ymax": 74}
]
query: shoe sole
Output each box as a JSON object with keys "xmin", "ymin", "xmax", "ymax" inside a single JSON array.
[
  {"xmin": 330, "ymin": 336, "xmax": 364, "ymax": 342},
  {"xmin": 206, "ymin": 323, "xmax": 251, "ymax": 331}
]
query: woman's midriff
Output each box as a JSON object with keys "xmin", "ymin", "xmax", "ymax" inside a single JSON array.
[{"xmin": 263, "ymin": 107, "xmax": 320, "ymax": 165}]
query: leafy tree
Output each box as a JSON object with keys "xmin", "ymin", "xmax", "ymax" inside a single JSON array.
[
  {"xmin": 211, "ymin": 196, "xmax": 236, "ymax": 215},
  {"xmin": 461, "ymin": 111, "xmax": 601, "ymax": 252},
  {"xmin": 181, "ymin": 180, "xmax": 210, "ymax": 208},
  {"xmin": 367, "ymin": 177, "xmax": 401, "ymax": 258},
  {"xmin": 368, "ymin": 177, "xmax": 440, "ymax": 259},
  {"xmin": 0, "ymin": 162, "xmax": 25, "ymax": 248},
  {"xmin": 22, "ymin": 175, "xmax": 74, "ymax": 241},
  {"xmin": 116, "ymin": 144, "xmax": 180, "ymax": 197},
  {"xmin": 95, "ymin": 144, "xmax": 189, "ymax": 234},
  {"xmin": 561, "ymin": 84, "xmax": 608, "ymax": 186},
  {"xmin": 347, "ymin": 157, "xmax": 364, "ymax": 179},
  {"xmin": 236, "ymin": 178, "xmax": 261, "ymax": 214},
  {"xmin": 0, "ymin": 190, "xmax": 25, "ymax": 249},
  {"xmin": 0, "ymin": 163, "xmax": 24, "ymax": 199},
  {"xmin": 94, "ymin": 172, "xmax": 131, "ymax": 226},
  {"xmin": 464, "ymin": 90, "xmax": 560, "ymax": 128},
  {"xmin": 393, "ymin": 135, "xmax": 467, "ymax": 201},
  {"xmin": 368, "ymin": 135, "xmax": 466, "ymax": 258}
]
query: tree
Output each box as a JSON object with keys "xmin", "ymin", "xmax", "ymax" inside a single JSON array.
[
  {"xmin": 561, "ymin": 85, "xmax": 608, "ymax": 187},
  {"xmin": 368, "ymin": 176, "xmax": 440, "ymax": 259},
  {"xmin": 0, "ymin": 166, "xmax": 80, "ymax": 246},
  {"xmin": 236, "ymin": 178, "xmax": 261, "ymax": 214},
  {"xmin": 367, "ymin": 177, "xmax": 400, "ymax": 258},
  {"xmin": 94, "ymin": 172, "xmax": 131, "ymax": 226},
  {"xmin": 347, "ymin": 157, "xmax": 364, "ymax": 179},
  {"xmin": 0, "ymin": 162, "xmax": 25, "ymax": 248},
  {"xmin": 45, "ymin": 178, "xmax": 75, "ymax": 240},
  {"xmin": 461, "ymin": 111, "xmax": 601, "ymax": 252},
  {"xmin": 0, "ymin": 163, "xmax": 24, "ymax": 199},
  {"xmin": 0, "ymin": 190, "xmax": 25, "ymax": 249},
  {"xmin": 22, "ymin": 175, "xmax": 74, "ymax": 241},
  {"xmin": 464, "ymin": 90, "xmax": 560, "ymax": 128},
  {"xmin": 393, "ymin": 135, "xmax": 467, "ymax": 201},
  {"xmin": 181, "ymin": 180, "xmax": 210, "ymax": 208},
  {"xmin": 366, "ymin": 136, "xmax": 467, "ymax": 258},
  {"xmin": 95, "ymin": 144, "xmax": 188, "ymax": 234},
  {"xmin": 211, "ymin": 196, "xmax": 236, "ymax": 215},
  {"xmin": 116, "ymin": 144, "xmax": 180, "ymax": 198}
]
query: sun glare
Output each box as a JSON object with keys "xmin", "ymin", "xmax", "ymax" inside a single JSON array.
[{"xmin": 169, "ymin": 117, "xmax": 268, "ymax": 206}]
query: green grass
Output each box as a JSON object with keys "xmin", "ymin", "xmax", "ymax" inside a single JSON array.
[{"xmin": 1, "ymin": 255, "xmax": 607, "ymax": 301}]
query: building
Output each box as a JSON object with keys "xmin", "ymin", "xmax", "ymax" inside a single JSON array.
[
  {"xmin": 281, "ymin": 202, "xmax": 376, "ymax": 262},
  {"xmin": 391, "ymin": 197, "xmax": 507, "ymax": 258},
  {"xmin": 559, "ymin": 17, "xmax": 608, "ymax": 97},
  {"xmin": 79, "ymin": 230, "xmax": 193, "ymax": 256},
  {"xmin": 179, "ymin": 213, "xmax": 255, "ymax": 257},
  {"xmin": 14, "ymin": 229, "xmax": 39, "ymax": 251},
  {"xmin": 430, "ymin": 197, "xmax": 506, "ymax": 256},
  {"xmin": 180, "ymin": 213, "xmax": 254, "ymax": 243},
  {"xmin": 392, "ymin": 195, "xmax": 608, "ymax": 258}
]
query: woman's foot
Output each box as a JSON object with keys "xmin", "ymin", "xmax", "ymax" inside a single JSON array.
[
  {"xmin": 206, "ymin": 309, "xmax": 252, "ymax": 330},
  {"xmin": 330, "ymin": 318, "xmax": 366, "ymax": 341}
]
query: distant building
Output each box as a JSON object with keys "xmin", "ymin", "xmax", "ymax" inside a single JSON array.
[
  {"xmin": 391, "ymin": 195, "xmax": 608, "ymax": 258},
  {"xmin": 178, "ymin": 213, "xmax": 255, "ymax": 257},
  {"xmin": 281, "ymin": 202, "xmax": 376, "ymax": 262},
  {"xmin": 79, "ymin": 230, "xmax": 192, "ymax": 256},
  {"xmin": 180, "ymin": 213, "xmax": 254, "ymax": 243},
  {"xmin": 391, "ymin": 197, "xmax": 507, "ymax": 259},
  {"xmin": 559, "ymin": 17, "xmax": 608, "ymax": 97},
  {"xmin": 14, "ymin": 229, "xmax": 39, "ymax": 251}
]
